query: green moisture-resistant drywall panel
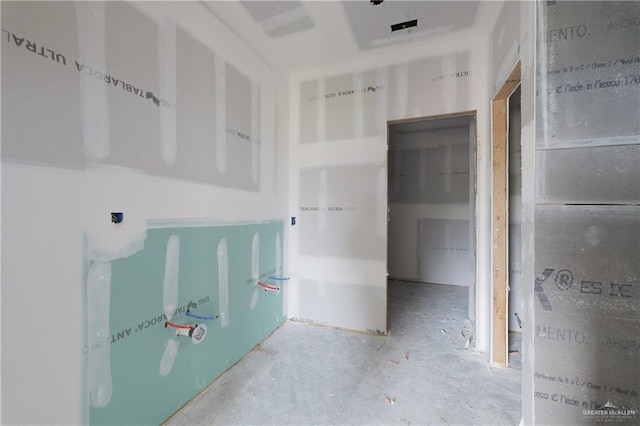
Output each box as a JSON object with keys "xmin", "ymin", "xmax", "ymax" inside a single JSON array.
[{"xmin": 86, "ymin": 220, "xmax": 285, "ymax": 425}]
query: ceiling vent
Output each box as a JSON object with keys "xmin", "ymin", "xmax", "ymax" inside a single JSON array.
[{"xmin": 391, "ymin": 19, "xmax": 418, "ymax": 32}]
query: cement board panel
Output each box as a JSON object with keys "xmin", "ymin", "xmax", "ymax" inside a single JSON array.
[
  {"xmin": 536, "ymin": 1, "xmax": 640, "ymax": 149},
  {"xmin": 536, "ymin": 144, "xmax": 640, "ymax": 204},
  {"xmin": 534, "ymin": 206, "xmax": 639, "ymax": 424},
  {"xmin": 534, "ymin": 312, "xmax": 639, "ymax": 425}
]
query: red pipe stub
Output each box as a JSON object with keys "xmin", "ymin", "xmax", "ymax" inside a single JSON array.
[{"xmin": 257, "ymin": 281, "xmax": 280, "ymax": 292}]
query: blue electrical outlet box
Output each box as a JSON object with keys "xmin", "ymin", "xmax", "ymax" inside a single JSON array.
[{"xmin": 111, "ymin": 212, "xmax": 124, "ymax": 223}]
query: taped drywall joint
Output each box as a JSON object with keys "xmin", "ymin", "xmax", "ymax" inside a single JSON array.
[
  {"xmin": 275, "ymin": 232, "xmax": 283, "ymax": 280},
  {"xmin": 158, "ymin": 17, "xmax": 177, "ymax": 166},
  {"xmin": 251, "ymin": 81, "xmax": 259, "ymax": 185},
  {"xmin": 395, "ymin": 62, "xmax": 409, "ymax": 119},
  {"xmin": 87, "ymin": 261, "xmax": 113, "ymax": 408},
  {"xmin": 163, "ymin": 235, "xmax": 180, "ymax": 320},
  {"xmin": 250, "ymin": 288, "xmax": 260, "ymax": 310},
  {"xmin": 376, "ymin": 166, "xmax": 386, "ymax": 237},
  {"xmin": 353, "ymin": 72, "xmax": 364, "ymax": 138},
  {"xmin": 316, "ymin": 79, "xmax": 326, "ymax": 142},
  {"xmin": 159, "ymin": 338, "xmax": 180, "ymax": 377},
  {"xmin": 251, "ymin": 232, "xmax": 260, "ymax": 285},
  {"xmin": 442, "ymin": 54, "xmax": 457, "ymax": 112},
  {"xmin": 76, "ymin": 1, "xmax": 110, "ymax": 160},
  {"xmin": 375, "ymin": 66, "xmax": 389, "ymax": 133},
  {"xmin": 218, "ymin": 238, "xmax": 229, "ymax": 327},
  {"xmin": 318, "ymin": 169, "xmax": 328, "ymax": 230},
  {"xmin": 215, "ymin": 56, "xmax": 227, "ymax": 174}
]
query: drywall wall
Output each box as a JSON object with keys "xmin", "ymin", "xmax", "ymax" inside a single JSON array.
[
  {"xmin": 533, "ymin": 1, "xmax": 639, "ymax": 423},
  {"xmin": 1, "ymin": 1, "xmax": 288, "ymax": 424},
  {"xmin": 289, "ymin": 18, "xmax": 493, "ymax": 346},
  {"xmin": 490, "ymin": 0, "xmax": 521, "ymax": 94},
  {"xmin": 484, "ymin": 0, "xmax": 537, "ymax": 419},
  {"xmin": 387, "ymin": 125, "xmax": 474, "ymax": 287},
  {"xmin": 508, "ymin": 87, "xmax": 523, "ymax": 333},
  {"xmin": 87, "ymin": 220, "xmax": 284, "ymax": 425}
]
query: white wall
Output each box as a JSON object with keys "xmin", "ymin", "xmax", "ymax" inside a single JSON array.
[
  {"xmin": 388, "ymin": 126, "xmax": 474, "ymax": 287},
  {"xmin": 288, "ymin": 11, "xmax": 497, "ymax": 349},
  {"xmin": 508, "ymin": 88, "xmax": 523, "ymax": 332},
  {"xmin": 1, "ymin": 1, "xmax": 287, "ymax": 424},
  {"xmin": 483, "ymin": 0, "xmax": 535, "ymax": 421}
]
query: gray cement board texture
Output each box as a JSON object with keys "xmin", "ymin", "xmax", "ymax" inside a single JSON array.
[
  {"xmin": 533, "ymin": 3, "xmax": 640, "ymax": 422},
  {"xmin": 533, "ymin": 207, "xmax": 639, "ymax": 425},
  {"xmin": 536, "ymin": 145, "xmax": 640, "ymax": 204},
  {"xmin": 166, "ymin": 281, "xmax": 521, "ymax": 425},
  {"xmin": 509, "ymin": 225, "xmax": 523, "ymax": 332},
  {"xmin": 536, "ymin": 1, "xmax": 640, "ymax": 147}
]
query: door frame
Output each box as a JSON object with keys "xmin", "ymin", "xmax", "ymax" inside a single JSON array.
[
  {"xmin": 491, "ymin": 61, "xmax": 521, "ymax": 366},
  {"xmin": 387, "ymin": 110, "xmax": 478, "ymax": 326}
]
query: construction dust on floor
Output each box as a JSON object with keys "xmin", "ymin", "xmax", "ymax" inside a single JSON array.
[{"xmin": 166, "ymin": 281, "xmax": 521, "ymax": 425}]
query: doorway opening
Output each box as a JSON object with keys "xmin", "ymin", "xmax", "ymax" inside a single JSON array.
[
  {"xmin": 387, "ymin": 112, "xmax": 477, "ymax": 335},
  {"xmin": 491, "ymin": 62, "xmax": 522, "ymax": 366}
]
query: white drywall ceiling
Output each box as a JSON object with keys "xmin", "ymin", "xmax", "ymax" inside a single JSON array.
[{"xmin": 202, "ymin": 1, "xmax": 483, "ymax": 73}]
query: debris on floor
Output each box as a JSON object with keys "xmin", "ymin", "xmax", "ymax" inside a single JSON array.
[
  {"xmin": 389, "ymin": 359, "xmax": 399, "ymax": 366},
  {"xmin": 460, "ymin": 319, "xmax": 475, "ymax": 350},
  {"xmin": 166, "ymin": 281, "xmax": 522, "ymax": 425}
]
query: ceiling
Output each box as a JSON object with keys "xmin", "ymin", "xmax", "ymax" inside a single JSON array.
[
  {"xmin": 389, "ymin": 114, "xmax": 474, "ymax": 136},
  {"xmin": 202, "ymin": 0, "xmax": 483, "ymax": 74}
]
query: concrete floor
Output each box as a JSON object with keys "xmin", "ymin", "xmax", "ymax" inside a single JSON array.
[{"xmin": 166, "ymin": 281, "xmax": 521, "ymax": 425}]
